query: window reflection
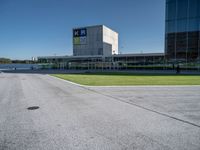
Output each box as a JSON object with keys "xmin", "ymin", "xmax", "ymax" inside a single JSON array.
[{"xmin": 165, "ymin": 0, "xmax": 200, "ymax": 61}]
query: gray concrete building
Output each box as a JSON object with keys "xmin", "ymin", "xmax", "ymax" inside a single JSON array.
[{"xmin": 73, "ymin": 25, "xmax": 118, "ymax": 56}]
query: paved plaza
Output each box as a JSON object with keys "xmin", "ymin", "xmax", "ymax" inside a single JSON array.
[{"xmin": 0, "ymin": 72, "xmax": 200, "ymax": 150}]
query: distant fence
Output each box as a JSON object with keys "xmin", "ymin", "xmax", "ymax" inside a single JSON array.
[{"xmin": 38, "ymin": 61, "xmax": 200, "ymax": 72}]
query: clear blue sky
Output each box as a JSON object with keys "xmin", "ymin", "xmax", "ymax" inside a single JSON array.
[{"xmin": 0, "ymin": 0, "xmax": 165, "ymax": 60}]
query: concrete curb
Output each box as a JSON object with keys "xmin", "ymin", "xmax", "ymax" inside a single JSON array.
[{"xmin": 48, "ymin": 75, "xmax": 83, "ymax": 87}]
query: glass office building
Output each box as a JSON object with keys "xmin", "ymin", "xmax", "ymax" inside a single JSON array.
[{"xmin": 165, "ymin": 0, "xmax": 200, "ymax": 62}]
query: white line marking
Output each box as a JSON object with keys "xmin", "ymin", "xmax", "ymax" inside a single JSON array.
[
  {"xmin": 85, "ymin": 85, "xmax": 200, "ymax": 88},
  {"xmin": 48, "ymin": 75, "xmax": 83, "ymax": 87}
]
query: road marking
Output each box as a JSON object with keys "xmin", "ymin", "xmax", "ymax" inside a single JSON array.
[{"xmin": 48, "ymin": 75, "xmax": 83, "ymax": 87}]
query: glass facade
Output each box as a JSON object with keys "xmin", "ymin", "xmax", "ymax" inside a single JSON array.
[{"xmin": 165, "ymin": 0, "xmax": 200, "ymax": 62}]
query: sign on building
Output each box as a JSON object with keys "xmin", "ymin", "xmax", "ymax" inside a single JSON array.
[{"xmin": 73, "ymin": 28, "xmax": 87, "ymax": 45}]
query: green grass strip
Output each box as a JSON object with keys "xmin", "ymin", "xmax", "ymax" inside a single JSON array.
[{"xmin": 52, "ymin": 73, "xmax": 200, "ymax": 86}]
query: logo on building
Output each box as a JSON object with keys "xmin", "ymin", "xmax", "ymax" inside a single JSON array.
[{"xmin": 73, "ymin": 28, "xmax": 87, "ymax": 45}]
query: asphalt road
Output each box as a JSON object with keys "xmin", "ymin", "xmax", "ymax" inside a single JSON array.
[{"xmin": 0, "ymin": 73, "xmax": 200, "ymax": 150}]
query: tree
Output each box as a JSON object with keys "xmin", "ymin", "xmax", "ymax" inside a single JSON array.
[{"xmin": 0, "ymin": 58, "xmax": 12, "ymax": 64}]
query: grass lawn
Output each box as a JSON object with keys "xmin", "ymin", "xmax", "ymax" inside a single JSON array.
[{"xmin": 52, "ymin": 73, "xmax": 200, "ymax": 86}]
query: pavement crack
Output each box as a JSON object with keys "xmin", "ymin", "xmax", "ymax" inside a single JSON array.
[
  {"xmin": 83, "ymin": 87, "xmax": 200, "ymax": 129},
  {"xmin": 49, "ymin": 75, "xmax": 200, "ymax": 129}
]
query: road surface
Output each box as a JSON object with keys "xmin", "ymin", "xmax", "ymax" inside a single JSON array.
[{"xmin": 0, "ymin": 72, "xmax": 200, "ymax": 150}]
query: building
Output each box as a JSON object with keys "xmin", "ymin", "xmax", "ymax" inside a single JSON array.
[
  {"xmin": 165, "ymin": 0, "xmax": 200, "ymax": 62},
  {"xmin": 38, "ymin": 1, "xmax": 200, "ymax": 71},
  {"xmin": 73, "ymin": 25, "xmax": 118, "ymax": 56},
  {"xmin": 38, "ymin": 53, "xmax": 165, "ymax": 70},
  {"xmin": 38, "ymin": 25, "xmax": 166, "ymax": 70}
]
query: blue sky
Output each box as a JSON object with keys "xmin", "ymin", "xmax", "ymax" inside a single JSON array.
[{"xmin": 0, "ymin": 0, "xmax": 165, "ymax": 60}]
